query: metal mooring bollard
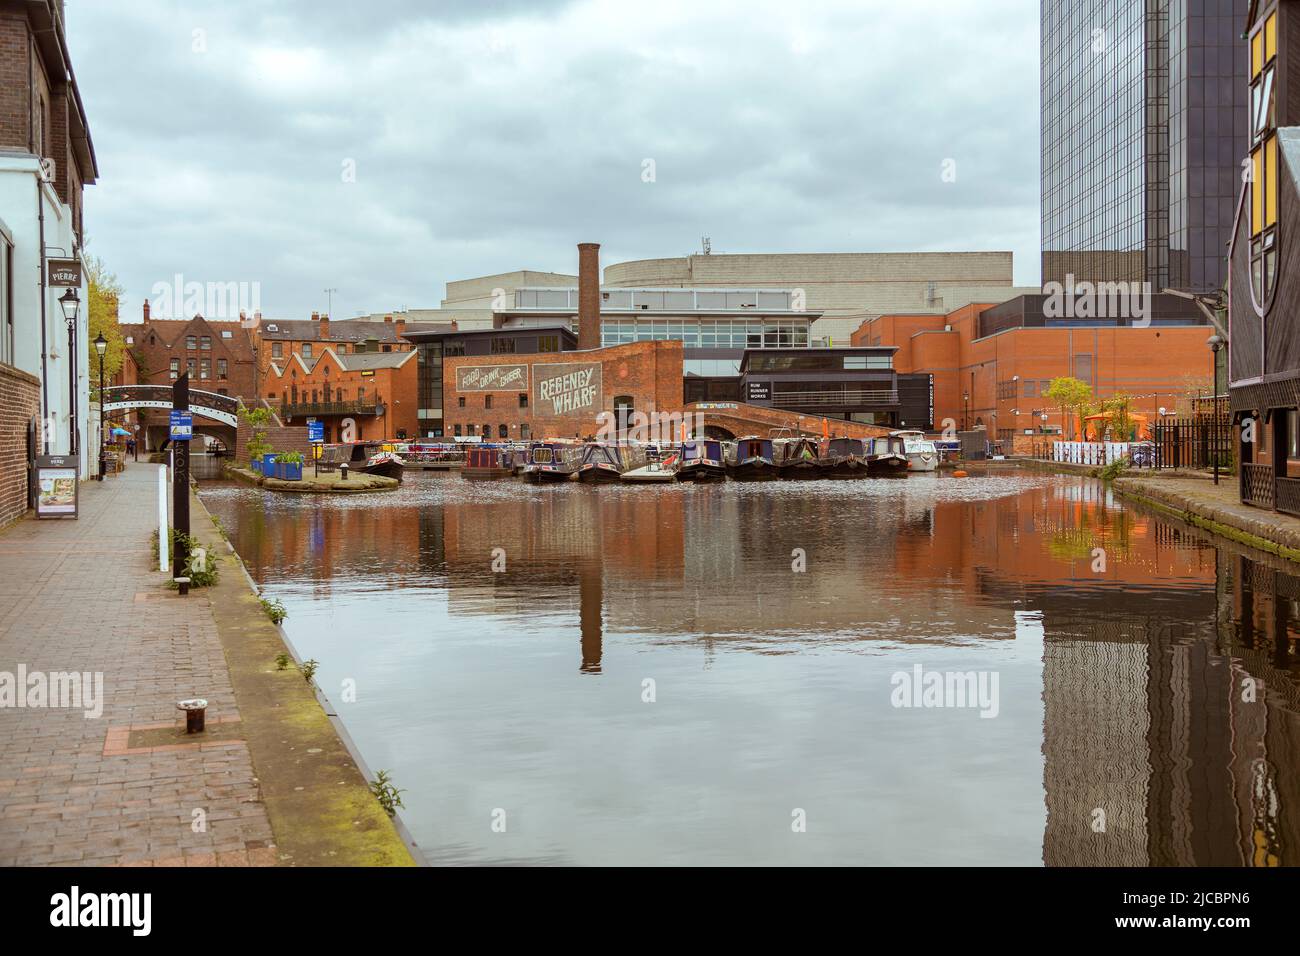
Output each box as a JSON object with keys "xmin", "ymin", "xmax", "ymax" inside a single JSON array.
[
  {"xmin": 340, "ymin": 463, "xmax": 349, "ymax": 481},
  {"xmin": 177, "ymin": 698, "xmax": 208, "ymax": 734}
]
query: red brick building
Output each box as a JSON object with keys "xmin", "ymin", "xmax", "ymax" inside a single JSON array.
[
  {"xmin": 249, "ymin": 313, "xmax": 412, "ymax": 395},
  {"xmin": 124, "ymin": 302, "xmax": 258, "ymax": 448},
  {"xmin": 443, "ymin": 340, "xmax": 683, "ymax": 440},
  {"xmin": 267, "ymin": 346, "xmax": 419, "ymax": 442}
]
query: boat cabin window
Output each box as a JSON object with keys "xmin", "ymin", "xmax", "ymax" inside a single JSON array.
[{"xmin": 534, "ymin": 448, "xmax": 553, "ymax": 464}]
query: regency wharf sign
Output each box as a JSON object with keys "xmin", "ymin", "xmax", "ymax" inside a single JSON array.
[
  {"xmin": 534, "ymin": 363, "xmax": 602, "ymax": 417},
  {"xmin": 456, "ymin": 365, "xmax": 529, "ymax": 392}
]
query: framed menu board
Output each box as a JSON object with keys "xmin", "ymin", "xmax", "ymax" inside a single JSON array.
[{"xmin": 35, "ymin": 455, "xmax": 79, "ymax": 519}]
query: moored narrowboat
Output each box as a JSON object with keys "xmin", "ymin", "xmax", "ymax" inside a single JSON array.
[
  {"xmin": 462, "ymin": 445, "xmax": 514, "ymax": 480},
  {"xmin": 867, "ymin": 435, "xmax": 909, "ymax": 477},
  {"xmin": 676, "ymin": 439, "xmax": 726, "ymax": 482},
  {"xmin": 726, "ymin": 436, "xmax": 777, "ymax": 480},
  {"xmin": 577, "ymin": 443, "xmax": 626, "ymax": 483},
  {"xmin": 818, "ymin": 437, "xmax": 869, "ymax": 478},
  {"xmin": 775, "ymin": 436, "xmax": 821, "ymax": 479},
  {"xmin": 523, "ymin": 442, "xmax": 580, "ymax": 483}
]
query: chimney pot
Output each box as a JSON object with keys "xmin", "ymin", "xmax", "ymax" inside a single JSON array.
[{"xmin": 577, "ymin": 242, "xmax": 601, "ymax": 351}]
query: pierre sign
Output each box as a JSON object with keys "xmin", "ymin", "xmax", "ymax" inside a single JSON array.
[{"xmin": 47, "ymin": 259, "xmax": 82, "ymax": 287}]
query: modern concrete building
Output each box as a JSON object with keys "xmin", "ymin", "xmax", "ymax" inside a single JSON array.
[
  {"xmin": 1041, "ymin": 0, "xmax": 1249, "ymax": 292},
  {"xmin": 603, "ymin": 251, "xmax": 1032, "ymax": 346}
]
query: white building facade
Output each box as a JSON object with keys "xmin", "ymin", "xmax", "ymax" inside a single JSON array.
[{"xmin": 0, "ymin": 1, "xmax": 98, "ymax": 526}]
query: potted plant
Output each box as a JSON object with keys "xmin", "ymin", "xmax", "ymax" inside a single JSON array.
[{"xmin": 275, "ymin": 450, "xmax": 304, "ymax": 480}]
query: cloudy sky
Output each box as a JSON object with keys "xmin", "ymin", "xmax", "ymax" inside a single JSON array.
[{"xmin": 69, "ymin": 0, "xmax": 1040, "ymax": 321}]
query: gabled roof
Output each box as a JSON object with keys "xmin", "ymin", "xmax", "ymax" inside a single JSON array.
[
  {"xmin": 256, "ymin": 319, "xmax": 407, "ymax": 343},
  {"xmin": 267, "ymin": 346, "xmax": 416, "ymax": 378}
]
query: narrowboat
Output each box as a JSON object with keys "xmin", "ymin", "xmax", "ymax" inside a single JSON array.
[
  {"xmin": 818, "ymin": 437, "xmax": 869, "ymax": 478},
  {"xmin": 676, "ymin": 439, "xmax": 727, "ymax": 482},
  {"xmin": 523, "ymin": 442, "xmax": 580, "ymax": 483},
  {"xmin": 577, "ymin": 443, "xmax": 632, "ymax": 483},
  {"xmin": 891, "ymin": 430, "xmax": 940, "ymax": 472},
  {"xmin": 775, "ymin": 436, "xmax": 821, "ymax": 479},
  {"xmin": 866, "ymin": 435, "xmax": 909, "ymax": 477},
  {"xmin": 725, "ymin": 436, "xmax": 777, "ymax": 480},
  {"xmin": 462, "ymin": 445, "xmax": 514, "ymax": 480},
  {"xmin": 320, "ymin": 441, "xmax": 406, "ymax": 481}
]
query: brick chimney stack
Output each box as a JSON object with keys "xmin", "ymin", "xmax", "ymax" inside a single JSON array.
[
  {"xmin": 577, "ymin": 242, "xmax": 601, "ymax": 350},
  {"xmin": 395, "ymin": 318, "xmax": 406, "ymax": 338},
  {"xmin": 320, "ymin": 313, "xmax": 329, "ymax": 339},
  {"xmin": 142, "ymin": 299, "xmax": 151, "ymax": 322}
]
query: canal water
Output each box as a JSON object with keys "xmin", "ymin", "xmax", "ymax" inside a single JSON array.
[{"xmin": 197, "ymin": 468, "xmax": 1300, "ymax": 866}]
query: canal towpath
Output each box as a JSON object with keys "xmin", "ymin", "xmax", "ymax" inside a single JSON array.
[{"xmin": 0, "ymin": 461, "xmax": 416, "ymax": 866}]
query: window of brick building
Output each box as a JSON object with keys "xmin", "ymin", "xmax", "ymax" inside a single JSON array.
[
  {"xmin": 302, "ymin": 343, "xmax": 313, "ymax": 359},
  {"xmin": 485, "ymin": 395, "xmax": 492, "ymax": 409},
  {"xmin": 538, "ymin": 335, "xmax": 559, "ymax": 353},
  {"xmin": 491, "ymin": 337, "xmax": 515, "ymax": 354},
  {"xmin": 200, "ymin": 359, "xmax": 211, "ymax": 379},
  {"xmin": 186, "ymin": 335, "xmax": 197, "ymax": 349},
  {"xmin": 454, "ymin": 424, "xmax": 462, "ymax": 436},
  {"xmin": 169, "ymin": 358, "xmax": 179, "ymax": 380},
  {"xmin": 272, "ymin": 342, "xmax": 283, "ymax": 358},
  {"xmin": 200, "ymin": 335, "xmax": 211, "ymax": 349},
  {"xmin": 458, "ymin": 396, "xmax": 466, "ymax": 408},
  {"xmin": 518, "ymin": 393, "xmax": 528, "ymax": 408},
  {"xmin": 187, "ymin": 359, "xmax": 196, "ymax": 377},
  {"xmin": 217, "ymin": 358, "xmax": 227, "ymax": 378},
  {"xmin": 499, "ymin": 424, "xmax": 508, "ymax": 438}
]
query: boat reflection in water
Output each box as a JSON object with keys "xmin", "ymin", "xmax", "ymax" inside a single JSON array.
[{"xmin": 199, "ymin": 471, "xmax": 1300, "ymax": 866}]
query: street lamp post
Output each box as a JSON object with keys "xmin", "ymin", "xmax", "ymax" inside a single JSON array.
[
  {"xmin": 963, "ymin": 392, "xmax": 970, "ymax": 432},
  {"xmin": 1208, "ymin": 333, "xmax": 1224, "ymax": 485},
  {"xmin": 59, "ymin": 288, "xmax": 80, "ymax": 457},
  {"xmin": 94, "ymin": 332, "xmax": 107, "ymax": 481}
]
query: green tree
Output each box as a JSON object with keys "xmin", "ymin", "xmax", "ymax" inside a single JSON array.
[
  {"xmin": 84, "ymin": 255, "xmax": 126, "ymax": 394},
  {"xmin": 1098, "ymin": 393, "xmax": 1137, "ymax": 441},
  {"xmin": 1044, "ymin": 376, "xmax": 1093, "ymax": 439}
]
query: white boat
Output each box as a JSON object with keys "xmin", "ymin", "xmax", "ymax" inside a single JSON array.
[{"xmin": 892, "ymin": 430, "xmax": 939, "ymax": 472}]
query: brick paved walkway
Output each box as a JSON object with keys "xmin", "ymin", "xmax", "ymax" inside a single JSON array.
[{"xmin": 0, "ymin": 462, "xmax": 277, "ymax": 866}]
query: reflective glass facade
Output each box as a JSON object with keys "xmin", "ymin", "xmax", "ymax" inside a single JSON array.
[{"xmin": 1042, "ymin": 0, "xmax": 1248, "ymax": 293}]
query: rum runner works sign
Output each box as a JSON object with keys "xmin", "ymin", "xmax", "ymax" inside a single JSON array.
[
  {"xmin": 535, "ymin": 363, "xmax": 602, "ymax": 417},
  {"xmin": 456, "ymin": 364, "xmax": 529, "ymax": 391}
]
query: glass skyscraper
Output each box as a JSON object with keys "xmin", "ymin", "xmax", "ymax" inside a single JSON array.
[{"xmin": 1041, "ymin": 0, "xmax": 1248, "ymax": 293}]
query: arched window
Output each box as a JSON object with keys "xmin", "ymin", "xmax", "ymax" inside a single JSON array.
[{"xmin": 499, "ymin": 424, "xmax": 508, "ymax": 438}]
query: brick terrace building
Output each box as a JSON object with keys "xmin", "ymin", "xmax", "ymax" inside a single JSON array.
[
  {"xmin": 249, "ymin": 313, "xmax": 414, "ymax": 398},
  {"xmin": 267, "ymin": 346, "xmax": 419, "ymax": 442},
  {"xmin": 123, "ymin": 302, "xmax": 257, "ymax": 448},
  {"xmin": 1, "ymin": 0, "xmax": 97, "ymax": 520},
  {"xmin": 853, "ymin": 294, "xmax": 1212, "ymax": 441},
  {"xmin": 443, "ymin": 339, "xmax": 683, "ymax": 441}
]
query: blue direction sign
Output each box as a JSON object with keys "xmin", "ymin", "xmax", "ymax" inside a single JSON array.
[
  {"xmin": 308, "ymin": 420, "xmax": 324, "ymax": 443},
  {"xmin": 169, "ymin": 410, "xmax": 193, "ymax": 441}
]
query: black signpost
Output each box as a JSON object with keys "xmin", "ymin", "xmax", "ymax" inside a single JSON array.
[{"xmin": 172, "ymin": 375, "xmax": 191, "ymax": 596}]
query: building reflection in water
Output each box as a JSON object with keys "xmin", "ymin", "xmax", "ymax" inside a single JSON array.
[{"xmin": 205, "ymin": 473, "xmax": 1300, "ymax": 865}]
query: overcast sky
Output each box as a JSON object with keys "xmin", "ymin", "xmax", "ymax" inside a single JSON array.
[{"xmin": 69, "ymin": 0, "xmax": 1040, "ymax": 321}]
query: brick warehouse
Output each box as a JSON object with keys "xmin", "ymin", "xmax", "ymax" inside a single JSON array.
[{"xmin": 443, "ymin": 340, "xmax": 683, "ymax": 440}]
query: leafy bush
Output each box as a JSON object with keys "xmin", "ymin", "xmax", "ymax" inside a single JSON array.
[
  {"xmin": 369, "ymin": 770, "xmax": 405, "ymax": 818},
  {"xmin": 275, "ymin": 451, "xmax": 304, "ymax": 465},
  {"xmin": 150, "ymin": 527, "xmax": 219, "ymax": 588},
  {"xmin": 1098, "ymin": 458, "xmax": 1129, "ymax": 482},
  {"xmin": 261, "ymin": 596, "xmax": 288, "ymax": 624}
]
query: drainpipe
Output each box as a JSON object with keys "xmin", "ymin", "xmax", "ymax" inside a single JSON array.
[{"xmin": 36, "ymin": 178, "xmax": 49, "ymax": 439}]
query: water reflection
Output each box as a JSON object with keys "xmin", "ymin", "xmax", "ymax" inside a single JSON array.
[{"xmin": 198, "ymin": 472, "xmax": 1300, "ymax": 866}]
